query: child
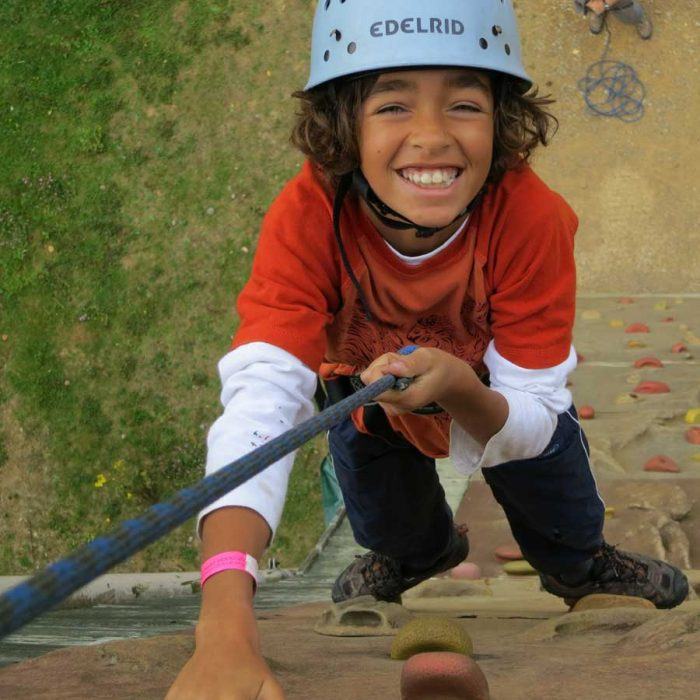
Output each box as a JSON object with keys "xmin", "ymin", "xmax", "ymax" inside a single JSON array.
[{"xmin": 168, "ymin": 1, "xmax": 686, "ymax": 697}]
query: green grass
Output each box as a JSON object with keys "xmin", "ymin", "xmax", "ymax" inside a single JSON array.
[{"xmin": 0, "ymin": 0, "xmax": 325, "ymax": 574}]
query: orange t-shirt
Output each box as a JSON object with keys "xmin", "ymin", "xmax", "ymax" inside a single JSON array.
[{"xmin": 232, "ymin": 161, "xmax": 578, "ymax": 458}]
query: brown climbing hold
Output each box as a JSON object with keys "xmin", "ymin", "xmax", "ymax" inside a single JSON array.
[
  {"xmin": 625, "ymin": 323, "xmax": 650, "ymax": 333},
  {"xmin": 449, "ymin": 562, "xmax": 482, "ymax": 581},
  {"xmin": 494, "ymin": 544, "xmax": 523, "ymax": 562},
  {"xmin": 576, "ymin": 352, "xmax": 585, "ymax": 363},
  {"xmin": 671, "ymin": 342, "xmax": 688, "ymax": 353},
  {"xmin": 685, "ymin": 427, "xmax": 700, "ymax": 445},
  {"xmin": 643, "ymin": 455, "xmax": 680, "ymax": 473},
  {"xmin": 633, "ymin": 357, "xmax": 663, "ymax": 369},
  {"xmin": 634, "ymin": 381, "xmax": 670, "ymax": 394},
  {"xmin": 579, "ymin": 405, "xmax": 595, "ymax": 419},
  {"xmin": 400, "ymin": 652, "xmax": 490, "ymax": 700},
  {"xmin": 618, "ymin": 297, "xmax": 635, "ymax": 304},
  {"xmin": 570, "ymin": 594, "xmax": 656, "ymax": 612},
  {"xmin": 661, "ymin": 317, "xmax": 675, "ymax": 323}
]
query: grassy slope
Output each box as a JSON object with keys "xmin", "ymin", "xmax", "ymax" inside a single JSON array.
[{"xmin": 0, "ymin": 0, "xmax": 325, "ymax": 573}]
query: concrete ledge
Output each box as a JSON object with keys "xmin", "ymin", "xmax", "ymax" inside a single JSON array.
[{"xmin": 0, "ymin": 569, "xmax": 295, "ymax": 609}]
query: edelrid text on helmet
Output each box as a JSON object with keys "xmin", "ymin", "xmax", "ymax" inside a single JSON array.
[
  {"xmin": 369, "ymin": 17, "xmax": 465, "ymax": 37},
  {"xmin": 305, "ymin": 0, "xmax": 531, "ymax": 91}
]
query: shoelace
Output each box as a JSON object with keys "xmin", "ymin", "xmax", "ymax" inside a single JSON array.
[{"xmin": 593, "ymin": 543, "xmax": 649, "ymax": 583}]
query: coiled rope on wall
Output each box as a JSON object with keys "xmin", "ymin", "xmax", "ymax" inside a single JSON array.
[{"xmin": 578, "ymin": 19, "xmax": 645, "ymax": 122}]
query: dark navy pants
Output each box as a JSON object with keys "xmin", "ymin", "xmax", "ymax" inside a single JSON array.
[{"xmin": 328, "ymin": 405, "xmax": 605, "ymax": 576}]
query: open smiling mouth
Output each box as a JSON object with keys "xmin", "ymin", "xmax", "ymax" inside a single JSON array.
[{"xmin": 397, "ymin": 167, "xmax": 463, "ymax": 189}]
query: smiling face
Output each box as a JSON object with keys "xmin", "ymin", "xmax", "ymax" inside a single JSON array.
[{"xmin": 358, "ymin": 68, "xmax": 494, "ymax": 251}]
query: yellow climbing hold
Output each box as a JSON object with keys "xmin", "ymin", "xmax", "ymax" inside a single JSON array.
[
  {"xmin": 605, "ymin": 507, "xmax": 616, "ymax": 518},
  {"xmin": 653, "ymin": 301, "xmax": 668, "ymax": 311},
  {"xmin": 627, "ymin": 340, "xmax": 646, "ymax": 349},
  {"xmin": 503, "ymin": 560, "xmax": 537, "ymax": 576},
  {"xmin": 609, "ymin": 319, "xmax": 624, "ymax": 328},
  {"xmin": 692, "ymin": 453, "xmax": 700, "ymax": 463},
  {"xmin": 390, "ymin": 616, "xmax": 473, "ymax": 660},
  {"xmin": 685, "ymin": 408, "xmax": 700, "ymax": 425}
]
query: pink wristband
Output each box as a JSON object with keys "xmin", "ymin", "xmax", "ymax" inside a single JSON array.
[{"xmin": 201, "ymin": 551, "xmax": 259, "ymax": 591}]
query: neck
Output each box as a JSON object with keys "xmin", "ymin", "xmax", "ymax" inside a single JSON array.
[{"xmin": 360, "ymin": 200, "xmax": 467, "ymax": 256}]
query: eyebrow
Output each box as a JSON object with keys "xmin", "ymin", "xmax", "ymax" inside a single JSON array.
[{"xmin": 369, "ymin": 72, "xmax": 490, "ymax": 96}]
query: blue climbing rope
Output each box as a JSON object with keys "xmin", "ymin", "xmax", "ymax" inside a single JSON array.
[
  {"xmin": 0, "ymin": 370, "xmax": 409, "ymax": 638},
  {"xmin": 578, "ymin": 19, "xmax": 645, "ymax": 122}
]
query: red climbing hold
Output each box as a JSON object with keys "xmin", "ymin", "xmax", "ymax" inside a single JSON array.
[
  {"xmin": 494, "ymin": 544, "xmax": 523, "ymax": 562},
  {"xmin": 401, "ymin": 652, "xmax": 490, "ymax": 700},
  {"xmin": 633, "ymin": 357, "xmax": 663, "ymax": 369},
  {"xmin": 671, "ymin": 342, "xmax": 688, "ymax": 353},
  {"xmin": 643, "ymin": 455, "xmax": 680, "ymax": 473},
  {"xmin": 625, "ymin": 323, "xmax": 650, "ymax": 333},
  {"xmin": 618, "ymin": 297, "xmax": 636, "ymax": 304},
  {"xmin": 634, "ymin": 381, "xmax": 670, "ymax": 394},
  {"xmin": 686, "ymin": 427, "xmax": 700, "ymax": 445},
  {"xmin": 579, "ymin": 406, "xmax": 595, "ymax": 419}
]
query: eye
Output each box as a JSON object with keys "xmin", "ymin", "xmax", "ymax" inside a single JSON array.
[
  {"xmin": 376, "ymin": 104, "xmax": 406, "ymax": 115},
  {"xmin": 451, "ymin": 102, "xmax": 482, "ymax": 113}
]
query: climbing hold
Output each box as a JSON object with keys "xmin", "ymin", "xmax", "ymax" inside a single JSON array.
[
  {"xmin": 634, "ymin": 381, "xmax": 670, "ymax": 394},
  {"xmin": 400, "ymin": 652, "xmax": 490, "ymax": 700},
  {"xmin": 653, "ymin": 301, "xmax": 668, "ymax": 311},
  {"xmin": 685, "ymin": 408, "xmax": 700, "ymax": 425},
  {"xmin": 633, "ymin": 357, "xmax": 663, "ymax": 369},
  {"xmin": 627, "ymin": 340, "xmax": 646, "ymax": 349},
  {"xmin": 643, "ymin": 455, "xmax": 680, "ymax": 473},
  {"xmin": 579, "ymin": 405, "xmax": 595, "ymax": 419},
  {"xmin": 618, "ymin": 297, "xmax": 635, "ymax": 304},
  {"xmin": 576, "ymin": 352, "xmax": 585, "ymax": 363},
  {"xmin": 692, "ymin": 453, "xmax": 700, "ymax": 463},
  {"xmin": 391, "ymin": 617, "xmax": 473, "ymax": 661},
  {"xmin": 615, "ymin": 393, "xmax": 641, "ymax": 405},
  {"xmin": 449, "ymin": 563, "xmax": 482, "ymax": 581},
  {"xmin": 503, "ymin": 560, "xmax": 537, "ymax": 576},
  {"xmin": 625, "ymin": 323, "xmax": 650, "ymax": 333},
  {"xmin": 570, "ymin": 594, "xmax": 655, "ymax": 612},
  {"xmin": 494, "ymin": 544, "xmax": 523, "ymax": 562},
  {"xmin": 604, "ymin": 506, "xmax": 615, "ymax": 518},
  {"xmin": 609, "ymin": 319, "xmax": 624, "ymax": 328},
  {"xmin": 671, "ymin": 342, "xmax": 688, "ymax": 353},
  {"xmin": 660, "ymin": 317, "xmax": 675, "ymax": 323},
  {"xmin": 685, "ymin": 428, "xmax": 700, "ymax": 445},
  {"xmin": 581, "ymin": 310, "xmax": 601, "ymax": 320}
]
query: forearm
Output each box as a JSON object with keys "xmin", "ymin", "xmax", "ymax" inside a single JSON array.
[
  {"xmin": 197, "ymin": 506, "xmax": 271, "ymax": 643},
  {"xmin": 437, "ymin": 360, "xmax": 509, "ymax": 446}
]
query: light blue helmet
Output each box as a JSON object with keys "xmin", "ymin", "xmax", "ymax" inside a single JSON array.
[{"xmin": 305, "ymin": 0, "xmax": 531, "ymax": 91}]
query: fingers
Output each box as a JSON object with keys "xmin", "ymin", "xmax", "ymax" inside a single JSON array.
[{"xmin": 258, "ymin": 677, "xmax": 286, "ymax": 700}]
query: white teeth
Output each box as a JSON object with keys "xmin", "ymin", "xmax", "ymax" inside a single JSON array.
[{"xmin": 399, "ymin": 167, "xmax": 459, "ymax": 188}]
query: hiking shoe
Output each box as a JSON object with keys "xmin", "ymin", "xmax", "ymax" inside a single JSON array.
[
  {"xmin": 540, "ymin": 543, "xmax": 689, "ymax": 609},
  {"xmin": 636, "ymin": 14, "xmax": 653, "ymax": 40},
  {"xmin": 331, "ymin": 523, "xmax": 469, "ymax": 604},
  {"xmin": 588, "ymin": 11, "xmax": 605, "ymax": 35}
]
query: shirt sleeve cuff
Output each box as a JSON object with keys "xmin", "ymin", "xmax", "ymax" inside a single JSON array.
[{"xmin": 449, "ymin": 387, "xmax": 558, "ymax": 475}]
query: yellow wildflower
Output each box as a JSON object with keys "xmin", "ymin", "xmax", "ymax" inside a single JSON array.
[{"xmin": 94, "ymin": 473, "xmax": 107, "ymax": 488}]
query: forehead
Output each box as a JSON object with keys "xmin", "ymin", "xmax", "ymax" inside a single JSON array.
[{"xmin": 370, "ymin": 68, "xmax": 491, "ymax": 95}]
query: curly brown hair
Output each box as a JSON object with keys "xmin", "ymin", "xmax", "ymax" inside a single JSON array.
[{"xmin": 290, "ymin": 71, "xmax": 557, "ymax": 191}]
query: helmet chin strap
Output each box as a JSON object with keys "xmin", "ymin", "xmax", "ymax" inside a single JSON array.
[{"xmin": 352, "ymin": 169, "xmax": 478, "ymax": 239}]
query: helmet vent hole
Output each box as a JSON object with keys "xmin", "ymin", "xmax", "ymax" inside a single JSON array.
[
  {"xmin": 331, "ymin": 29, "xmax": 342, "ymax": 41},
  {"xmin": 492, "ymin": 25, "xmax": 502, "ymax": 36},
  {"xmin": 505, "ymin": 43, "xmax": 511, "ymax": 55},
  {"xmin": 347, "ymin": 41, "xmax": 356, "ymax": 54},
  {"xmin": 323, "ymin": 49, "xmax": 330, "ymax": 62},
  {"xmin": 479, "ymin": 38, "xmax": 488, "ymax": 50}
]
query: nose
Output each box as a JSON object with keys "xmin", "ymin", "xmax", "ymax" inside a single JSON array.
[{"xmin": 407, "ymin": 108, "xmax": 452, "ymax": 153}]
